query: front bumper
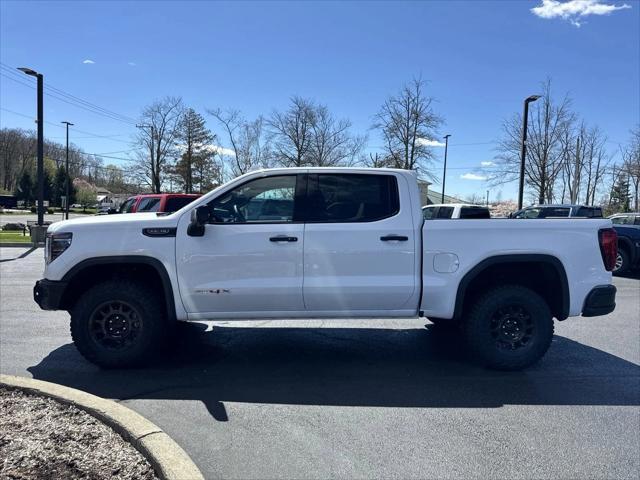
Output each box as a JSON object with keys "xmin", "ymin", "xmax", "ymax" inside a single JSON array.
[
  {"xmin": 582, "ymin": 284, "xmax": 617, "ymax": 317},
  {"xmin": 33, "ymin": 279, "xmax": 67, "ymax": 310}
]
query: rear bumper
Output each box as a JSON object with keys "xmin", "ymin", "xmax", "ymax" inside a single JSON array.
[
  {"xmin": 582, "ymin": 284, "xmax": 616, "ymax": 317},
  {"xmin": 33, "ymin": 279, "xmax": 67, "ymax": 311}
]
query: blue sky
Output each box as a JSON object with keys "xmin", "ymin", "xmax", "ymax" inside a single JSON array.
[{"xmin": 1, "ymin": 0, "xmax": 638, "ymax": 200}]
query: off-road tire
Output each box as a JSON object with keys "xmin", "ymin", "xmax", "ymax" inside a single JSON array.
[
  {"xmin": 70, "ymin": 280, "xmax": 168, "ymax": 368},
  {"xmin": 463, "ymin": 285, "xmax": 554, "ymax": 371}
]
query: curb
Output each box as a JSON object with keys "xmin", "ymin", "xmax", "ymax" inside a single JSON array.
[{"xmin": 0, "ymin": 374, "xmax": 204, "ymax": 480}]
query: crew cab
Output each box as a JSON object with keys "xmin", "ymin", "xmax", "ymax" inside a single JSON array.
[
  {"xmin": 118, "ymin": 193, "xmax": 200, "ymax": 214},
  {"xmin": 33, "ymin": 168, "xmax": 618, "ymax": 371}
]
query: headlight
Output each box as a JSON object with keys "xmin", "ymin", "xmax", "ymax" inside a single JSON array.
[{"xmin": 45, "ymin": 232, "xmax": 73, "ymax": 264}]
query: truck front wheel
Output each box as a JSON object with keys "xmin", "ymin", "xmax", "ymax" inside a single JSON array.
[
  {"xmin": 463, "ymin": 285, "xmax": 554, "ymax": 371},
  {"xmin": 70, "ymin": 280, "xmax": 168, "ymax": 368}
]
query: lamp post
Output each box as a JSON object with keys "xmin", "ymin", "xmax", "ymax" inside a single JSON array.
[
  {"xmin": 61, "ymin": 121, "xmax": 74, "ymax": 220},
  {"xmin": 441, "ymin": 134, "xmax": 451, "ymax": 203},
  {"xmin": 18, "ymin": 67, "xmax": 44, "ymax": 226},
  {"xmin": 517, "ymin": 95, "xmax": 541, "ymax": 209}
]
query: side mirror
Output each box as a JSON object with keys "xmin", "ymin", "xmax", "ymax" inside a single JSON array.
[{"xmin": 187, "ymin": 205, "xmax": 210, "ymax": 237}]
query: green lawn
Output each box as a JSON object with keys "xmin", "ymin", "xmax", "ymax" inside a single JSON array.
[{"xmin": 0, "ymin": 231, "xmax": 31, "ymax": 243}]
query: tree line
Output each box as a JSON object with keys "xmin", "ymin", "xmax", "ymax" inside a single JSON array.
[
  {"xmin": 128, "ymin": 78, "xmax": 444, "ymax": 195},
  {"xmin": 491, "ymin": 79, "xmax": 639, "ymax": 212},
  {"xmin": 1, "ymin": 76, "xmax": 638, "ymax": 213}
]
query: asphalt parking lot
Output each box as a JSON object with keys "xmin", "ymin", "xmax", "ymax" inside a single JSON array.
[{"xmin": 1, "ymin": 246, "xmax": 639, "ymax": 479}]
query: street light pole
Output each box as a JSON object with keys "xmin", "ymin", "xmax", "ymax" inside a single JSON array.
[
  {"xmin": 18, "ymin": 67, "xmax": 44, "ymax": 225},
  {"xmin": 61, "ymin": 121, "xmax": 74, "ymax": 220},
  {"xmin": 517, "ymin": 95, "xmax": 541, "ymax": 209},
  {"xmin": 441, "ymin": 134, "xmax": 451, "ymax": 203}
]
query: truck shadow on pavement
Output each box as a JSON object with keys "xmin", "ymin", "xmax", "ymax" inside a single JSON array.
[{"xmin": 28, "ymin": 324, "xmax": 640, "ymax": 422}]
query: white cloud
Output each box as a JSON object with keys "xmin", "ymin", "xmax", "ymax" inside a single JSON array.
[
  {"xmin": 480, "ymin": 161, "xmax": 495, "ymax": 167},
  {"xmin": 531, "ymin": 0, "xmax": 631, "ymax": 27},
  {"xmin": 82, "ymin": 59, "xmax": 95, "ymax": 64},
  {"xmin": 460, "ymin": 173, "xmax": 487, "ymax": 181},
  {"xmin": 127, "ymin": 62, "xmax": 137, "ymax": 67},
  {"xmin": 175, "ymin": 143, "xmax": 236, "ymax": 157},
  {"xmin": 211, "ymin": 145, "xmax": 236, "ymax": 157},
  {"xmin": 416, "ymin": 138, "xmax": 446, "ymax": 147}
]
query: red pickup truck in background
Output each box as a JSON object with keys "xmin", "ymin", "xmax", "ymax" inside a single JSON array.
[{"xmin": 118, "ymin": 193, "xmax": 201, "ymax": 214}]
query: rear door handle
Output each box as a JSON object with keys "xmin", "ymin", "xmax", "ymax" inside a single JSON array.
[
  {"xmin": 270, "ymin": 235, "xmax": 298, "ymax": 242},
  {"xmin": 380, "ymin": 235, "xmax": 408, "ymax": 242}
]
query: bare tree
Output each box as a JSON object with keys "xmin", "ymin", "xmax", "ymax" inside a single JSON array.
[
  {"xmin": 208, "ymin": 109, "xmax": 271, "ymax": 179},
  {"xmin": 621, "ymin": 126, "xmax": 640, "ymax": 211},
  {"xmin": 491, "ymin": 79, "xmax": 575, "ymax": 203},
  {"xmin": 267, "ymin": 97, "xmax": 315, "ymax": 167},
  {"xmin": 372, "ymin": 78, "xmax": 443, "ymax": 177},
  {"xmin": 307, "ymin": 104, "xmax": 365, "ymax": 166},
  {"xmin": 132, "ymin": 97, "xmax": 184, "ymax": 193}
]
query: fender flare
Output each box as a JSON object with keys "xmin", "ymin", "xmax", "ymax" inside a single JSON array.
[
  {"xmin": 61, "ymin": 256, "xmax": 176, "ymax": 320},
  {"xmin": 453, "ymin": 254, "xmax": 570, "ymax": 321}
]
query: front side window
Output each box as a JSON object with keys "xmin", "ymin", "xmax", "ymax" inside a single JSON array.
[
  {"xmin": 165, "ymin": 196, "xmax": 198, "ymax": 213},
  {"xmin": 306, "ymin": 174, "xmax": 399, "ymax": 223},
  {"xmin": 423, "ymin": 206, "xmax": 436, "ymax": 220},
  {"xmin": 119, "ymin": 198, "xmax": 135, "ymax": 213},
  {"xmin": 209, "ymin": 175, "xmax": 297, "ymax": 223},
  {"xmin": 137, "ymin": 197, "xmax": 161, "ymax": 212}
]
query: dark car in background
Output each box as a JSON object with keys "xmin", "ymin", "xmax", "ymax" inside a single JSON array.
[
  {"xmin": 118, "ymin": 193, "xmax": 201, "ymax": 214},
  {"xmin": 612, "ymin": 223, "xmax": 640, "ymax": 274},
  {"xmin": 511, "ymin": 204, "xmax": 603, "ymax": 219}
]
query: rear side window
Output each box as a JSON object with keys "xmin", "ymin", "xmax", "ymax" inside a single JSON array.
[
  {"xmin": 137, "ymin": 197, "xmax": 161, "ymax": 212},
  {"xmin": 541, "ymin": 208, "xmax": 570, "ymax": 218},
  {"xmin": 459, "ymin": 207, "xmax": 490, "ymax": 219},
  {"xmin": 436, "ymin": 206, "xmax": 454, "ymax": 219},
  {"xmin": 306, "ymin": 174, "xmax": 399, "ymax": 222},
  {"xmin": 576, "ymin": 207, "xmax": 602, "ymax": 218},
  {"xmin": 165, "ymin": 196, "xmax": 197, "ymax": 212}
]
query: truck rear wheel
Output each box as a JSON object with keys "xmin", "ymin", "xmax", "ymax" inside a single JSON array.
[
  {"xmin": 70, "ymin": 280, "xmax": 168, "ymax": 368},
  {"xmin": 463, "ymin": 285, "xmax": 554, "ymax": 371}
]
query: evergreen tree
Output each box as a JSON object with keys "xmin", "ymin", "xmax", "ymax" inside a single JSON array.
[
  {"xmin": 174, "ymin": 108, "xmax": 215, "ymax": 193},
  {"xmin": 610, "ymin": 174, "xmax": 631, "ymax": 212},
  {"xmin": 52, "ymin": 166, "xmax": 76, "ymax": 208},
  {"xmin": 14, "ymin": 170, "xmax": 34, "ymax": 205}
]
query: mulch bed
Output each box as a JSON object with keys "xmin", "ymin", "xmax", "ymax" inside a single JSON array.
[{"xmin": 0, "ymin": 387, "xmax": 158, "ymax": 480}]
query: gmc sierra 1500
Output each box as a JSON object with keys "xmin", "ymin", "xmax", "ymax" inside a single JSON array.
[{"xmin": 34, "ymin": 168, "xmax": 618, "ymax": 370}]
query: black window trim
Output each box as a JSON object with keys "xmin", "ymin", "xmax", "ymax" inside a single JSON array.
[
  {"xmin": 202, "ymin": 172, "xmax": 402, "ymax": 225},
  {"xmin": 302, "ymin": 172, "xmax": 401, "ymax": 224}
]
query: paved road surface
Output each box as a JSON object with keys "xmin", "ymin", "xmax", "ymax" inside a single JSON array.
[{"xmin": 1, "ymin": 246, "xmax": 638, "ymax": 479}]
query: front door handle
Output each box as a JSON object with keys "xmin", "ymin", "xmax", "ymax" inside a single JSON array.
[
  {"xmin": 270, "ymin": 235, "xmax": 298, "ymax": 242},
  {"xmin": 380, "ymin": 235, "xmax": 408, "ymax": 242}
]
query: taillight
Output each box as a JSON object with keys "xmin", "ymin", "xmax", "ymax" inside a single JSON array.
[{"xmin": 598, "ymin": 228, "xmax": 617, "ymax": 272}]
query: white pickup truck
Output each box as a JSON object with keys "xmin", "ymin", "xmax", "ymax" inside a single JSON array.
[{"xmin": 34, "ymin": 168, "xmax": 618, "ymax": 370}]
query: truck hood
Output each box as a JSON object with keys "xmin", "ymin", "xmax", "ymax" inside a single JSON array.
[{"xmin": 47, "ymin": 212, "xmax": 179, "ymax": 234}]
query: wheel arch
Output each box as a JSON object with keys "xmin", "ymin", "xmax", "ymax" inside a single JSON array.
[
  {"xmin": 453, "ymin": 254, "xmax": 570, "ymax": 322},
  {"xmin": 60, "ymin": 256, "xmax": 176, "ymax": 321}
]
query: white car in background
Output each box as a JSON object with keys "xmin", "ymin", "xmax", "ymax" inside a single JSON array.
[{"xmin": 422, "ymin": 203, "xmax": 491, "ymax": 220}]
